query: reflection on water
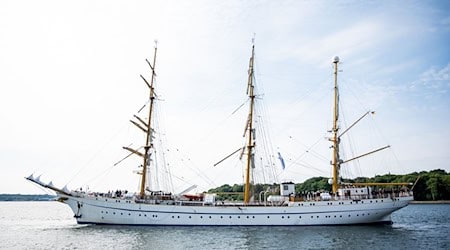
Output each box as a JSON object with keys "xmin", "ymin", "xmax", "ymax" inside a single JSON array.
[{"xmin": 0, "ymin": 202, "xmax": 448, "ymax": 249}]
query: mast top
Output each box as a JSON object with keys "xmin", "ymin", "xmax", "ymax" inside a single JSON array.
[{"xmin": 332, "ymin": 56, "xmax": 340, "ymax": 63}]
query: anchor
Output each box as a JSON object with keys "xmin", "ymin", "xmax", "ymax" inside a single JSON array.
[{"xmin": 74, "ymin": 201, "xmax": 82, "ymax": 219}]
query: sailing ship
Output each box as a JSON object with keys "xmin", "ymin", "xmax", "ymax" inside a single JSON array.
[{"xmin": 27, "ymin": 44, "xmax": 414, "ymax": 226}]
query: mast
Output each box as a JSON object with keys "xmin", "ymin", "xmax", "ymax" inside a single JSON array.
[
  {"xmin": 140, "ymin": 43, "xmax": 158, "ymax": 198},
  {"xmin": 331, "ymin": 56, "xmax": 340, "ymax": 194},
  {"xmin": 244, "ymin": 44, "xmax": 256, "ymax": 204}
]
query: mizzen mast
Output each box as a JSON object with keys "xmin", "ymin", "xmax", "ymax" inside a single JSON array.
[
  {"xmin": 331, "ymin": 56, "xmax": 340, "ymax": 194},
  {"xmin": 139, "ymin": 43, "xmax": 158, "ymax": 198},
  {"xmin": 244, "ymin": 44, "xmax": 256, "ymax": 204}
]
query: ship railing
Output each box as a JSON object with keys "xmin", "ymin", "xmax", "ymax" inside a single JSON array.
[
  {"xmin": 294, "ymin": 190, "xmax": 413, "ymax": 202},
  {"xmin": 174, "ymin": 200, "xmax": 205, "ymax": 206},
  {"xmin": 79, "ymin": 191, "xmax": 134, "ymax": 200}
]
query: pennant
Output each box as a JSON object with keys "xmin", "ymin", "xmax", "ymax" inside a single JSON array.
[{"xmin": 278, "ymin": 152, "xmax": 286, "ymax": 170}]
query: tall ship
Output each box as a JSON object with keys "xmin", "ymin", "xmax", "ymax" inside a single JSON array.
[{"xmin": 27, "ymin": 43, "xmax": 414, "ymax": 226}]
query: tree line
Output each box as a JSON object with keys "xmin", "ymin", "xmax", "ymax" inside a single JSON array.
[{"xmin": 207, "ymin": 169, "xmax": 450, "ymax": 201}]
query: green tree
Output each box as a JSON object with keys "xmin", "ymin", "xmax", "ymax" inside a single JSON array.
[{"xmin": 206, "ymin": 169, "xmax": 449, "ymax": 202}]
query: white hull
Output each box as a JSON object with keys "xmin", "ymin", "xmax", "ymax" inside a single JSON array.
[{"xmin": 59, "ymin": 194, "xmax": 412, "ymax": 226}]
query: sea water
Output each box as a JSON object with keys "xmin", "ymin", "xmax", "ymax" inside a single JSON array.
[{"xmin": 0, "ymin": 202, "xmax": 448, "ymax": 249}]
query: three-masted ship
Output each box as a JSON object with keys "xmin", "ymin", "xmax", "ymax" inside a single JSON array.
[{"xmin": 27, "ymin": 44, "xmax": 413, "ymax": 226}]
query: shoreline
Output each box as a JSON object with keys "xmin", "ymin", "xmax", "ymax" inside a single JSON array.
[{"xmin": 410, "ymin": 200, "xmax": 450, "ymax": 204}]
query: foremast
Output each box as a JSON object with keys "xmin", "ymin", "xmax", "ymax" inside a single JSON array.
[
  {"xmin": 139, "ymin": 44, "xmax": 158, "ymax": 198},
  {"xmin": 331, "ymin": 56, "xmax": 340, "ymax": 194},
  {"xmin": 244, "ymin": 44, "xmax": 256, "ymax": 204}
]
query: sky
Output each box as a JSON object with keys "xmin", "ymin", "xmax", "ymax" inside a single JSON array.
[{"xmin": 0, "ymin": 0, "xmax": 449, "ymax": 194}]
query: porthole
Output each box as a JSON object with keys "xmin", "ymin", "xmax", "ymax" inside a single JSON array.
[
  {"xmin": 282, "ymin": 216, "xmax": 284, "ymax": 219},
  {"xmin": 128, "ymin": 213, "xmax": 131, "ymax": 216},
  {"xmin": 189, "ymin": 216, "xmax": 192, "ymax": 219},
  {"xmin": 172, "ymin": 216, "xmax": 174, "ymax": 218},
  {"xmin": 121, "ymin": 213, "xmax": 123, "ymax": 215},
  {"xmin": 287, "ymin": 216, "xmax": 290, "ymax": 219},
  {"xmin": 237, "ymin": 216, "xmax": 240, "ymax": 218},
  {"xmin": 247, "ymin": 216, "xmax": 249, "ymax": 219},
  {"xmin": 209, "ymin": 216, "xmax": 212, "ymax": 219},
  {"xmin": 299, "ymin": 216, "xmax": 302, "ymax": 219},
  {"xmin": 229, "ymin": 216, "xmax": 232, "ymax": 219},
  {"xmin": 144, "ymin": 214, "xmax": 147, "ymax": 217},
  {"xmin": 267, "ymin": 216, "xmax": 270, "ymax": 219},
  {"xmin": 220, "ymin": 216, "xmax": 223, "ymax": 219}
]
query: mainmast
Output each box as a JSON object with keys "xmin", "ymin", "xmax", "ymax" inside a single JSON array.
[
  {"xmin": 140, "ymin": 43, "xmax": 158, "ymax": 198},
  {"xmin": 244, "ymin": 44, "xmax": 256, "ymax": 204},
  {"xmin": 331, "ymin": 56, "xmax": 340, "ymax": 193}
]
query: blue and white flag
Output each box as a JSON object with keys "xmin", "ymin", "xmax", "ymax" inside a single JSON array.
[{"xmin": 277, "ymin": 152, "xmax": 286, "ymax": 170}]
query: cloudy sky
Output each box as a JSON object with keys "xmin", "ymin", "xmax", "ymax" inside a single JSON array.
[{"xmin": 1, "ymin": 0, "xmax": 449, "ymax": 194}]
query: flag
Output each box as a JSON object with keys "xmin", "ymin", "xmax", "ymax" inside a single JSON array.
[{"xmin": 277, "ymin": 152, "xmax": 286, "ymax": 170}]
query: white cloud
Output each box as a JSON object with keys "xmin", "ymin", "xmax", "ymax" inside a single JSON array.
[
  {"xmin": 1, "ymin": 0, "xmax": 449, "ymax": 194},
  {"xmin": 409, "ymin": 63, "xmax": 450, "ymax": 97}
]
